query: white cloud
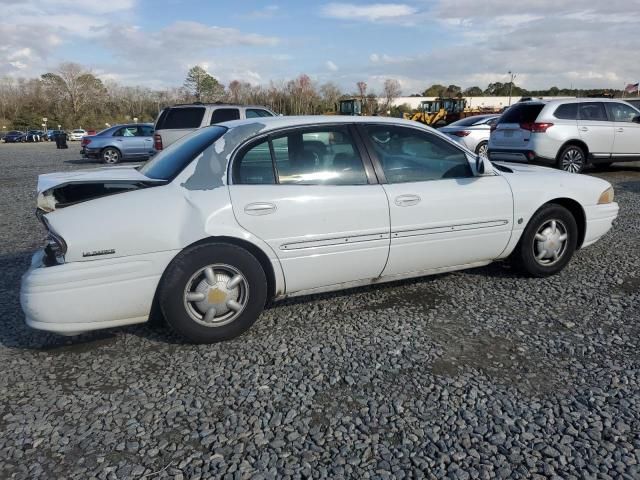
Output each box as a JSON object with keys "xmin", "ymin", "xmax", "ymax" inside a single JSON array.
[
  {"xmin": 321, "ymin": 3, "xmax": 417, "ymax": 22},
  {"xmin": 326, "ymin": 60, "xmax": 338, "ymax": 71},
  {"xmin": 246, "ymin": 5, "xmax": 281, "ymax": 18}
]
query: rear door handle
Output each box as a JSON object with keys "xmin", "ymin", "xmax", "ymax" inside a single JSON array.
[
  {"xmin": 616, "ymin": 128, "xmax": 624, "ymax": 133},
  {"xmin": 394, "ymin": 194, "xmax": 421, "ymax": 207},
  {"xmin": 244, "ymin": 202, "xmax": 277, "ymax": 215},
  {"xmin": 579, "ymin": 127, "xmax": 589, "ymax": 132}
]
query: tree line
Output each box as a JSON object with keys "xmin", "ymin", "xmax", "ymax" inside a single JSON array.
[
  {"xmin": 0, "ymin": 62, "xmax": 628, "ymax": 131},
  {"xmin": 418, "ymin": 83, "xmax": 625, "ymax": 98}
]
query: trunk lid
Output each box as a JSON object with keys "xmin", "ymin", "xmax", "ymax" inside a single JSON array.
[{"xmin": 37, "ymin": 167, "xmax": 166, "ymax": 212}]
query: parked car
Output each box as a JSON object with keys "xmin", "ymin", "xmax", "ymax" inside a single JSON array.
[
  {"xmin": 3, "ymin": 130, "xmax": 25, "ymax": 143},
  {"xmin": 488, "ymin": 98, "xmax": 640, "ymax": 173},
  {"xmin": 80, "ymin": 123, "xmax": 155, "ymax": 164},
  {"xmin": 439, "ymin": 114, "xmax": 499, "ymax": 157},
  {"xmin": 68, "ymin": 129, "xmax": 87, "ymax": 141},
  {"xmin": 22, "ymin": 116, "xmax": 618, "ymax": 343},
  {"xmin": 25, "ymin": 130, "xmax": 45, "ymax": 142},
  {"xmin": 45, "ymin": 130, "xmax": 64, "ymax": 141},
  {"xmin": 86, "ymin": 129, "xmax": 97, "ymax": 136},
  {"xmin": 153, "ymin": 103, "xmax": 276, "ymax": 151}
]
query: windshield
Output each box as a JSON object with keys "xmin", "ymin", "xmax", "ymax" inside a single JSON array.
[{"xmin": 140, "ymin": 126, "xmax": 227, "ymax": 181}]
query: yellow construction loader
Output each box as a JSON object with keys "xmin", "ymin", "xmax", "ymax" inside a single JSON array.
[{"xmin": 403, "ymin": 98, "xmax": 467, "ymax": 126}]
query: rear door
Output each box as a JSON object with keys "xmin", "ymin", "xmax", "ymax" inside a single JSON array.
[
  {"xmin": 604, "ymin": 102, "xmax": 640, "ymax": 160},
  {"xmin": 491, "ymin": 103, "xmax": 545, "ymax": 148},
  {"xmin": 113, "ymin": 125, "xmax": 144, "ymax": 158},
  {"xmin": 576, "ymin": 102, "xmax": 614, "ymax": 158},
  {"xmin": 138, "ymin": 125, "xmax": 155, "ymax": 157},
  {"xmin": 155, "ymin": 106, "xmax": 206, "ymax": 147},
  {"xmin": 228, "ymin": 125, "xmax": 390, "ymax": 294}
]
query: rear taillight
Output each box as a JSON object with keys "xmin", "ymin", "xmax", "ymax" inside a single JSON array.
[
  {"xmin": 81, "ymin": 138, "xmax": 91, "ymax": 147},
  {"xmin": 451, "ymin": 130, "xmax": 471, "ymax": 137},
  {"xmin": 154, "ymin": 133, "xmax": 163, "ymax": 151},
  {"xmin": 519, "ymin": 122, "xmax": 554, "ymax": 133},
  {"xmin": 490, "ymin": 123, "xmax": 497, "ymax": 133}
]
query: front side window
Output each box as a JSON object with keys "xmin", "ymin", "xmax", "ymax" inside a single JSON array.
[
  {"xmin": 605, "ymin": 102, "xmax": 639, "ymax": 122},
  {"xmin": 211, "ymin": 108, "xmax": 240, "ymax": 124},
  {"xmin": 578, "ymin": 102, "xmax": 607, "ymax": 121},
  {"xmin": 364, "ymin": 125, "xmax": 472, "ymax": 183},
  {"xmin": 233, "ymin": 127, "xmax": 368, "ymax": 186}
]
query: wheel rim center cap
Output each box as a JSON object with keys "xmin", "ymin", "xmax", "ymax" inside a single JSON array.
[{"xmin": 208, "ymin": 288, "xmax": 227, "ymax": 304}]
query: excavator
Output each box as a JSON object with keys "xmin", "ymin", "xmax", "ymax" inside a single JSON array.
[{"xmin": 404, "ymin": 97, "xmax": 501, "ymax": 127}]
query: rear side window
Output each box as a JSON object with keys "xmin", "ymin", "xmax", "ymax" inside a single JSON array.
[
  {"xmin": 500, "ymin": 104, "xmax": 544, "ymax": 124},
  {"xmin": 578, "ymin": 102, "xmax": 607, "ymax": 121},
  {"xmin": 211, "ymin": 108, "xmax": 240, "ymax": 124},
  {"xmin": 156, "ymin": 107, "xmax": 205, "ymax": 129},
  {"xmin": 233, "ymin": 139, "xmax": 276, "ymax": 185},
  {"xmin": 139, "ymin": 125, "xmax": 154, "ymax": 136},
  {"xmin": 246, "ymin": 109, "xmax": 273, "ymax": 118},
  {"xmin": 553, "ymin": 103, "xmax": 578, "ymax": 120}
]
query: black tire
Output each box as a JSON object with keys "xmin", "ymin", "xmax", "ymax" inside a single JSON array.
[
  {"xmin": 158, "ymin": 242, "xmax": 267, "ymax": 343},
  {"xmin": 102, "ymin": 147, "xmax": 121, "ymax": 164},
  {"xmin": 513, "ymin": 204, "xmax": 578, "ymax": 277},
  {"xmin": 475, "ymin": 141, "xmax": 489, "ymax": 158},
  {"xmin": 557, "ymin": 145, "xmax": 586, "ymax": 173}
]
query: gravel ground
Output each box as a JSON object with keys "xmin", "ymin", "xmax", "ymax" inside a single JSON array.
[{"xmin": 0, "ymin": 142, "xmax": 639, "ymax": 479}]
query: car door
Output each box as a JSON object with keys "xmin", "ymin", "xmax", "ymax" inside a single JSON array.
[
  {"xmin": 358, "ymin": 123, "xmax": 513, "ymax": 277},
  {"xmin": 138, "ymin": 125, "xmax": 155, "ymax": 157},
  {"xmin": 228, "ymin": 125, "xmax": 390, "ymax": 294},
  {"xmin": 577, "ymin": 102, "xmax": 614, "ymax": 159},
  {"xmin": 210, "ymin": 108, "xmax": 240, "ymax": 124},
  {"xmin": 113, "ymin": 126, "xmax": 144, "ymax": 158},
  {"xmin": 604, "ymin": 102, "xmax": 640, "ymax": 160}
]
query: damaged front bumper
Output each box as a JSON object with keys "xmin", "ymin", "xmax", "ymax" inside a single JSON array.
[{"xmin": 20, "ymin": 249, "xmax": 179, "ymax": 336}]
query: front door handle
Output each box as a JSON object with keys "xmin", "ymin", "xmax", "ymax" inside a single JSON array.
[
  {"xmin": 244, "ymin": 202, "xmax": 277, "ymax": 215},
  {"xmin": 394, "ymin": 194, "xmax": 421, "ymax": 207},
  {"xmin": 616, "ymin": 128, "xmax": 624, "ymax": 133},
  {"xmin": 579, "ymin": 127, "xmax": 589, "ymax": 132}
]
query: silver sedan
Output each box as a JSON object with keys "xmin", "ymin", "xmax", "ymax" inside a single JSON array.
[{"xmin": 439, "ymin": 114, "xmax": 499, "ymax": 158}]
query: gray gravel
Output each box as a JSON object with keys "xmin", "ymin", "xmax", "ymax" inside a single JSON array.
[{"xmin": 1, "ymin": 142, "xmax": 639, "ymax": 479}]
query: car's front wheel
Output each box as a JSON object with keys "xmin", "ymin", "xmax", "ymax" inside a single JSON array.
[
  {"xmin": 102, "ymin": 147, "xmax": 121, "ymax": 164},
  {"xmin": 158, "ymin": 243, "xmax": 267, "ymax": 343},
  {"xmin": 514, "ymin": 204, "xmax": 578, "ymax": 277},
  {"xmin": 558, "ymin": 145, "xmax": 586, "ymax": 173},
  {"xmin": 476, "ymin": 141, "xmax": 489, "ymax": 158}
]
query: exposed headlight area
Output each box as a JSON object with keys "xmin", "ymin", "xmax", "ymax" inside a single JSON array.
[
  {"xmin": 598, "ymin": 186, "xmax": 615, "ymax": 204},
  {"xmin": 39, "ymin": 214, "xmax": 67, "ymax": 266}
]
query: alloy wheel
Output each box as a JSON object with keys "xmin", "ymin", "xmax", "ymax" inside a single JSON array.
[
  {"xmin": 103, "ymin": 149, "xmax": 120, "ymax": 164},
  {"xmin": 561, "ymin": 148, "xmax": 584, "ymax": 173}
]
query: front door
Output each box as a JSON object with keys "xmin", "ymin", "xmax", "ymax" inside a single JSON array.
[
  {"xmin": 113, "ymin": 125, "xmax": 145, "ymax": 158},
  {"xmin": 358, "ymin": 123, "xmax": 513, "ymax": 277},
  {"xmin": 605, "ymin": 102, "xmax": 640, "ymax": 160},
  {"xmin": 228, "ymin": 125, "xmax": 390, "ymax": 294},
  {"xmin": 577, "ymin": 102, "xmax": 614, "ymax": 159}
]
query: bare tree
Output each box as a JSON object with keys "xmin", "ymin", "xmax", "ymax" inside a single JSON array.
[
  {"xmin": 382, "ymin": 79, "xmax": 402, "ymax": 112},
  {"xmin": 356, "ymin": 81, "xmax": 367, "ymax": 102}
]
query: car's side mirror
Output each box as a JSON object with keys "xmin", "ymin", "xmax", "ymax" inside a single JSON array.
[
  {"xmin": 475, "ymin": 155, "xmax": 493, "ymax": 176},
  {"xmin": 632, "ymin": 115, "xmax": 640, "ymax": 124}
]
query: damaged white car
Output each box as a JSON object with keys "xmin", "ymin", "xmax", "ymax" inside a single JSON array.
[{"xmin": 21, "ymin": 116, "xmax": 619, "ymax": 343}]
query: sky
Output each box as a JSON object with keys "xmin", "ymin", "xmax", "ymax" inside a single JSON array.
[{"xmin": 2, "ymin": 0, "xmax": 640, "ymax": 95}]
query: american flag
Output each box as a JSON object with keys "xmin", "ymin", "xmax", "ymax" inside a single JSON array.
[{"xmin": 624, "ymin": 82, "xmax": 639, "ymax": 93}]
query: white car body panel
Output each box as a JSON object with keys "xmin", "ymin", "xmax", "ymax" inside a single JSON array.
[{"xmin": 20, "ymin": 116, "xmax": 619, "ymax": 336}]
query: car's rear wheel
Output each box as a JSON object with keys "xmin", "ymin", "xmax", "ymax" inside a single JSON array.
[
  {"xmin": 514, "ymin": 204, "xmax": 578, "ymax": 277},
  {"xmin": 558, "ymin": 145, "xmax": 585, "ymax": 173},
  {"xmin": 476, "ymin": 141, "xmax": 489, "ymax": 158},
  {"xmin": 158, "ymin": 243, "xmax": 267, "ymax": 343},
  {"xmin": 102, "ymin": 147, "xmax": 121, "ymax": 164}
]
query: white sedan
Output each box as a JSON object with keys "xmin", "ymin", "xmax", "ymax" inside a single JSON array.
[
  {"xmin": 68, "ymin": 129, "xmax": 87, "ymax": 141},
  {"xmin": 21, "ymin": 116, "xmax": 619, "ymax": 343}
]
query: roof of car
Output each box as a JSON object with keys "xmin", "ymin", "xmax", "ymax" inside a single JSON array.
[
  {"xmin": 517, "ymin": 97, "xmax": 633, "ymax": 106},
  {"xmin": 167, "ymin": 103, "xmax": 273, "ymax": 109},
  {"xmin": 217, "ymin": 115, "xmax": 432, "ymax": 133}
]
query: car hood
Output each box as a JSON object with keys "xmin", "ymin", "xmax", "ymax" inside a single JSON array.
[{"xmin": 37, "ymin": 166, "xmax": 166, "ymax": 211}]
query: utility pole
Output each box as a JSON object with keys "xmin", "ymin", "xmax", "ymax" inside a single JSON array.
[{"xmin": 508, "ymin": 71, "xmax": 517, "ymax": 106}]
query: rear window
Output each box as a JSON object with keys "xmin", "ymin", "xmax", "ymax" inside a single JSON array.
[
  {"xmin": 500, "ymin": 104, "xmax": 544, "ymax": 124},
  {"xmin": 553, "ymin": 103, "xmax": 578, "ymax": 120},
  {"xmin": 210, "ymin": 108, "xmax": 240, "ymax": 124},
  {"xmin": 246, "ymin": 108, "xmax": 274, "ymax": 118},
  {"xmin": 156, "ymin": 107, "xmax": 205, "ymax": 129},
  {"xmin": 448, "ymin": 116, "xmax": 493, "ymax": 127},
  {"xmin": 140, "ymin": 126, "xmax": 227, "ymax": 181}
]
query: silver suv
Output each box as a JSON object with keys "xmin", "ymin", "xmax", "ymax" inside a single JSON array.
[
  {"xmin": 488, "ymin": 98, "xmax": 640, "ymax": 173},
  {"xmin": 153, "ymin": 103, "xmax": 276, "ymax": 151}
]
